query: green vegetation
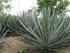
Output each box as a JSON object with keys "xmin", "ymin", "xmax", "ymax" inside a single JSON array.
[
  {"xmin": 0, "ymin": 0, "xmax": 70, "ymax": 53},
  {"xmin": 37, "ymin": 0, "xmax": 70, "ymax": 14},
  {"xmin": 0, "ymin": 0, "xmax": 10, "ymax": 42},
  {"xmin": 0, "ymin": 0, "xmax": 11, "ymax": 43},
  {"xmin": 7, "ymin": 7, "xmax": 70, "ymax": 53},
  {"xmin": 21, "ymin": 48, "xmax": 28, "ymax": 53}
]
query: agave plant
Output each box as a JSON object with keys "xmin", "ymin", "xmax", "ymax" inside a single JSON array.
[
  {"xmin": 8, "ymin": 7, "xmax": 70, "ymax": 53},
  {"xmin": 0, "ymin": 15, "xmax": 9, "ymax": 43}
]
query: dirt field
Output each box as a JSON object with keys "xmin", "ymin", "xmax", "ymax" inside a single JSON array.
[
  {"xmin": 1, "ymin": 36, "xmax": 70, "ymax": 53},
  {"xmin": 1, "ymin": 36, "xmax": 33, "ymax": 53}
]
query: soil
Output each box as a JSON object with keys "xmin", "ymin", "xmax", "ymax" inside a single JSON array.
[
  {"xmin": 1, "ymin": 36, "xmax": 70, "ymax": 53},
  {"xmin": 1, "ymin": 36, "xmax": 33, "ymax": 53}
]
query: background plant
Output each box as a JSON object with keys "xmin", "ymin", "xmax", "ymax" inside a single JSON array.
[{"xmin": 37, "ymin": 0, "xmax": 70, "ymax": 14}]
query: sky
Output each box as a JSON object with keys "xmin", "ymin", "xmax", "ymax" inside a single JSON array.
[{"xmin": 7, "ymin": 0, "xmax": 37, "ymax": 15}]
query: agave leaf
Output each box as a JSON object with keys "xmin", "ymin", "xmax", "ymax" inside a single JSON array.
[{"xmin": 0, "ymin": 23, "xmax": 2, "ymax": 32}]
